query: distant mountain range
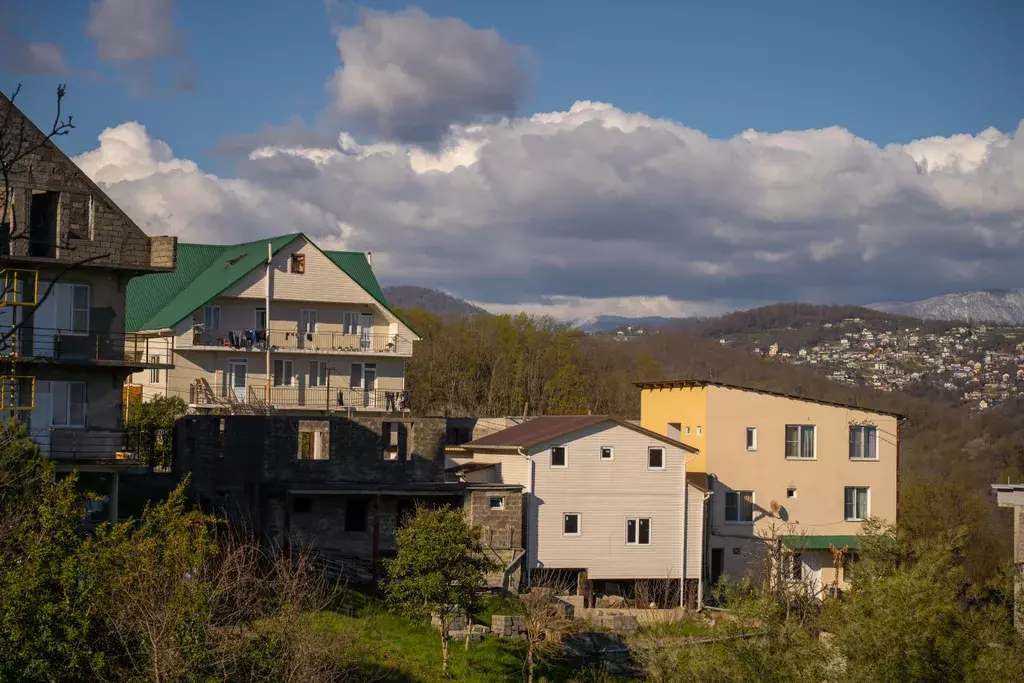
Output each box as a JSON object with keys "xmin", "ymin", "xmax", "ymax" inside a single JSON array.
[
  {"xmin": 383, "ymin": 286, "xmax": 489, "ymax": 318},
  {"xmin": 868, "ymin": 289, "xmax": 1024, "ymax": 325},
  {"xmin": 573, "ymin": 315, "xmax": 692, "ymax": 332}
]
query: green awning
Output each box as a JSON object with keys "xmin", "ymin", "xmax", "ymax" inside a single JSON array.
[{"xmin": 781, "ymin": 535, "xmax": 859, "ymax": 551}]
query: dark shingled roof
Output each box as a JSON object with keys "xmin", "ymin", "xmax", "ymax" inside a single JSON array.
[
  {"xmin": 463, "ymin": 415, "xmax": 699, "ymax": 453},
  {"xmin": 633, "ymin": 379, "xmax": 905, "ymax": 419}
]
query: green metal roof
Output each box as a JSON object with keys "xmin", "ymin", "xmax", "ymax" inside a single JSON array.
[
  {"xmin": 781, "ymin": 535, "xmax": 860, "ymax": 551},
  {"xmin": 126, "ymin": 233, "xmax": 403, "ymax": 333}
]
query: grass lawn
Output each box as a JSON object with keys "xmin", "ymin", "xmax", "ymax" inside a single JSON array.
[{"xmin": 316, "ymin": 590, "xmax": 612, "ymax": 682}]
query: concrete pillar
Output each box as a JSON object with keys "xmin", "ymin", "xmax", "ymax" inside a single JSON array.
[{"xmin": 108, "ymin": 470, "xmax": 119, "ymax": 524}]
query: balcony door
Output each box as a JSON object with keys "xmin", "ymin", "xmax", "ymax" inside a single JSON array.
[
  {"xmin": 359, "ymin": 313, "xmax": 373, "ymax": 350},
  {"xmin": 228, "ymin": 359, "xmax": 247, "ymax": 400},
  {"xmin": 363, "ymin": 363, "xmax": 377, "ymax": 407}
]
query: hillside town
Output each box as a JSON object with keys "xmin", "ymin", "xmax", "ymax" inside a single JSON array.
[{"xmin": 733, "ymin": 318, "xmax": 1024, "ymax": 411}]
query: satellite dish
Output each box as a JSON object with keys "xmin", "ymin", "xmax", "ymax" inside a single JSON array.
[{"xmin": 769, "ymin": 500, "xmax": 781, "ymax": 516}]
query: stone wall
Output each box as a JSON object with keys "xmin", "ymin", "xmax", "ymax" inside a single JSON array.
[{"xmin": 0, "ymin": 94, "xmax": 175, "ymax": 272}]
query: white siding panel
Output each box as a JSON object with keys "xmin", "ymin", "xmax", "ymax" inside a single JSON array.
[
  {"xmin": 528, "ymin": 424, "xmax": 689, "ymax": 580},
  {"xmin": 685, "ymin": 483, "xmax": 705, "ymax": 579}
]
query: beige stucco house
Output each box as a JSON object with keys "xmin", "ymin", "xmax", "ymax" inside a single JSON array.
[
  {"xmin": 637, "ymin": 380, "xmax": 901, "ymax": 594},
  {"xmin": 451, "ymin": 415, "xmax": 708, "ymax": 607},
  {"xmin": 125, "ymin": 233, "xmax": 418, "ymax": 414}
]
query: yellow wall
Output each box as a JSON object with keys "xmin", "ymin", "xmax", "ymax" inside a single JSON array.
[{"xmin": 638, "ymin": 386, "xmax": 708, "ymax": 471}]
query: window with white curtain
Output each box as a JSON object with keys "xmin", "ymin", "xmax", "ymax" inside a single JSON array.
[{"xmin": 51, "ymin": 381, "xmax": 86, "ymax": 427}]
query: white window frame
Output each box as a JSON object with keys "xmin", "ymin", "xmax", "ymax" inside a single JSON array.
[
  {"xmin": 52, "ymin": 283, "xmax": 90, "ymax": 335},
  {"xmin": 204, "ymin": 305, "xmax": 221, "ymax": 331},
  {"xmin": 844, "ymin": 486, "xmax": 870, "ymax": 521},
  {"xmin": 550, "ymin": 445, "xmax": 568, "ymax": 469},
  {"xmin": 50, "ymin": 381, "xmax": 86, "ymax": 428},
  {"xmin": 625, "ymin": 517, "xmax": 652, "ymax": 546},
  {"xmin": 786, "ymin": 487, "xmax": 797, "ymax": 499},
  {"xmin": 647, "ymin": 446, "xmax": 665, "ymax": 470},
  {"xmin": 342, "ymin": 311, "xmax": 360, "ymax": 335},
  {"xmin": 273, "ymin": 359, "xmax": 294, "ymax": 386},
  {"xmin": 488, "ymin": 496, "xmax": 505, "ymax": 510},
  {"xmin": 697, "ymin": 426, "xmax": 703, "ymax": 436},
  {"xmin": 300, "ymin": 309, "xmax": 318, "ymax": 334},
  {"xmin": 724, "ymin": 490, "xmax": 755, "ymax": 524},
  {"xmin": 308, "ymin": 360, "xmax": 328, "ymax": 387},
  {"xmin": 746, "ymin": 427, "xmax": 758, "ymax": 451},
  {"xmin": 599, "ymin": 445, "xmax": 614, "ymax": 461},
  {"xmin": 849, "ymin": 425, "xmax": 879, "ymax": 461},
  {"xmin": 785, "ymin": 424, "xmax": 817, "ymax": 460},
  {"xmin": 562, "ymin": 512, "xmax": 581, "ymax": 536},
  {"xmin": 685, "ymin": 426, "xmax": 691, "ymax": 436}
]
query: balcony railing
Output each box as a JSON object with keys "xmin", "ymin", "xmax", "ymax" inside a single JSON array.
[
  {"xmin": 190, "ymin": 379, "xmax": 409, "ymax": 412},
  {"xmin": 0, "ymin": 327, "xmax": 174, "ymax": 367},
  {"xmin": 26, "ymin": 426, "xmax": 173, "ymax": 468},
  {"xmin": 189, "ymin": 329, "xmax": 412, "ymax": 355}
]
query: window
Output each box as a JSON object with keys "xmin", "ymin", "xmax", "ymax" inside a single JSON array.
[
  {"xmin": 342, "ymin": 312, "xmax": 360, "ymax": 335},
  {"xmin": 51, "ymin": 381, "xmax": 86, "ymax": 427},
  {"xmin": 786, "ymin": 487, "xmax": 797, "ymax": 499},
  {"xmin": 600, "ymin": 446, "xmax": 614, "ymax": 460},
  {"xmin": 345, "ymin": 500, "xmax": 368, "ymax": 532},
  {"xmin": 299, "ymin": 432, "xmax": 315, "ymax": 459},
  {"xmin": 789, "ymin": 552, "xmax": 803, "ymax": 580},
  {"xmin": 204, "ymin": 305, "xmax": 221, "ymax": 331},
  {"xmin": 842, "ymin": 551, "xmax": 859, "ymax": 578},
  {"xmin": 273, "ymin": 359, "xmax": 293, "ymax": 386},
  {"xmin": 550, "ymin": 446, "xmax": 567, "ymax": 468},
  {"xmin": 489, "ymin": 497, "xmax": 505, "ymax": 510},
  {"xmin": 290, "ymin": 253, "xmax": 306, "ymax": 274},
  {"xmin": 849, "ymin": 426, "xmax": 878, "ymax": 460},
  {"xmin": 300, "ymin": 309, "xmax": 318, "ymax": 334},
  {"xmin": 626, "ymin": 517, "xmax": 651, "ymax": 545},
  {"xmin": 28, "ymin": 190, "xmax": 58, "ymax": 258},
  {"xmin": 52, "ymin": 283, "xmax": 90, "ymax": 335},
  {"xmin": 697, "ymin": 426, "xmax": 703, "ymax": 436},
  {"xmin": 746, "ymin": 427, "xmax": 757, "ymax": 451},
  {"xmin": 648, "ymin": 446, "xmax": 665, "ymax": 470},
  {"xmin": 309, "ymin": 361, "xmax": 328, "ymax": 387},
  {"xmin": 785, "ymin": 425, "xmax": 816, "ymax": 459},
  {"xmin": 292, "ymin": 496, "xmax": 312, "ymax": 514},
  {"xmin": 844, "ymin": 487, "xmax": 870, "ymax": 521},
  {"xmin": 685, "ymin": 426, "xmax": 691, "ymax": 436},
  {"xmin": 382, "ymin": 422, "xmax": 407, "ymax": 460},
  {"xmin": 298, "ymin": 421, "xmax": 329, "ymax": 460},
  {"xmin": 725, "ymin": 491, "xmax": 754, "ymax": 523},
  {"xmin": 149, "ymin": 357, "xmax": 160, "ymax": 383},
  {"xmin": 562, "ymin": 512, "xmax": 580, "ymax": 535},
  {"xmin": 254, "ymin": 307, "xmax": 266, "ymax": 330}
]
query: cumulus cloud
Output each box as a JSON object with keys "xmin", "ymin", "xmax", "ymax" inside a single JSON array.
[
  {"xmin": 476, "ymin": 296, "xmax": 734, "ymax": 322},
  {"xmin": 86, "ymin": 0, "xmax": 193, "ymax": 91},
  {"xmin": 327, "ymin": 6, "xmax": 530, "ymax": 145},
  {"xmin": 76, "ymin": 101, "xmax": 1024, "ymax": 319},
  {"xmin": 73, "ymin": 122, "xmax": 340, "ymax": 244}
]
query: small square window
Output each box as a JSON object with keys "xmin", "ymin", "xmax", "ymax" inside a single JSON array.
[
  {"xmin": 648, "ymin": 446, "xmax": 665, "ymax": 470},
  {"xmin": 290, "ymin": 253, "xmax": 306, "ymax": 274},
  {"xmin": 786, "ymin": 487, "xmax": 797, "ymax": 499},
  {"xmin": 600, "ymin": 446, "xmax": 614, "ymax": 460},
  {"xmin": 746, "ymin": 427, "xmax": 757, "ymax": 451},
  {"xmin": 550, "ymin": 446, "xmax": 567, "ymax": 468},
  {"xmin": 563, "ymin": 513, "xmax": 580, "ymax": 535},
  {"xmin": 489, "ymin": 496, "xmax": 505, "ymax": 510}
]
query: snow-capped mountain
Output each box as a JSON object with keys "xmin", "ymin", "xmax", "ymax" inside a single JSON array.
[{"xmin": 869, "ymin": 289, "xmax": 1024, "ymax": 325}]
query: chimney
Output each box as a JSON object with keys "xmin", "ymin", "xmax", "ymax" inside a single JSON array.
[{"xmin": 367, "ymin": 251, "xmax": 372, "ymax": 266}]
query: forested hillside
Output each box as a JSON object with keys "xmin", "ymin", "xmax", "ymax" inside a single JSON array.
[{"xmin": 401, "ymin": 306, "xmax": 1024, "ymax": 580}]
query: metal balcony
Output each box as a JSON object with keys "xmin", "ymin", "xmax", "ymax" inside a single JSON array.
[
  {"xmin": 189, "ymin": 379, "xmax": 410, "ymax": 413},
  {"xmin": 187, "ymin": 329, "xmax": 412, "ymax": 355},
  {"xmin": 0, "ymin": 327, "xmax": 174, "ymax": 368}
]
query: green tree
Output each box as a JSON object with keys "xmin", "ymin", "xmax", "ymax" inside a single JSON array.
[{"xmin": 382, "ymin": 505, "xmax": 498, "ymax": 676}]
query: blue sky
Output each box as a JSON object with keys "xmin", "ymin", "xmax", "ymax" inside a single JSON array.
[{"xmin": 3, "ymin": 1, "xmax": 1024, "ymax": 317}]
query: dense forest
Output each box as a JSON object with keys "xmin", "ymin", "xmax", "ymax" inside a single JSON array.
[{"xmin": 402, "ymin": 306, "xmax": 1024, "ymax": 581}]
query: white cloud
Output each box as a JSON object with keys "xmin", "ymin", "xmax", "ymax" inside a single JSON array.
[
  {"xmin": 86, "ymin": 0, "xmax": 193, "ymax": 91},
  {"xmin": 327, "ymin": 7, "xmax": 530, "ymax": 144},
  {"xmin": 476, "ymin": 295, "xmax": 735, "ymax": 322},
  {"xmin": 77, "ymin": 102, "xmax": 1024, "ymax": 315}
]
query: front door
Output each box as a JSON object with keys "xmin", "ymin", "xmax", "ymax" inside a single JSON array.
[
  {"xmin": 228, "ymin": 360, "xmax": 247, "ymax": 400},
  {"xmin": 363, "ymin": 364, "xmax": 377, "ymax": 407},
  {"xmin": 802, "ymin": 553, "xmax": 823, "ymax": 595},
  {"xmin": 360, "ymin": 313, "xmax": 373, "ymax": 351}
]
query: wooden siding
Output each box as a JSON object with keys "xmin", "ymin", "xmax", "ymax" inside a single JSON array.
[
  {"xmin": 527, "ymin": 423, "xmax": 691, "ymax": 580},
  {"xmin": 685, "ymin": 482, "xmax": 704, "ymax": 580}
]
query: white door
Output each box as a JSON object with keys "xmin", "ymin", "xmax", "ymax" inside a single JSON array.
[
  {"xmin": 30, "ymin": 381, "xmax": 52, "ymax": 455},
  {"xmin": 360, "ymin": 313, "xmax": 373, "ymax": 350},
  {"xmin": 363, "ymin": 364, "xmax": 377, "ymax": 407},
  {"xmin": 802, "ymin": 553, "xmax": 823, "ymax": 595},
  {"xmin": 228, "ymin": 360, "xmax": 247, "ymax": 400}
]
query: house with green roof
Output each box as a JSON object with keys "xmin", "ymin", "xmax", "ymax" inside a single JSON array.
[{"xmin": 125, "ymin": 233, "xmax": 419, "ymax": 416}]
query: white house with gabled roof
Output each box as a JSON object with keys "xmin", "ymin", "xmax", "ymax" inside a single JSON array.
[{"xmin": 125, "ymin": 233, "xmax": 419, "ymax": 414}]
